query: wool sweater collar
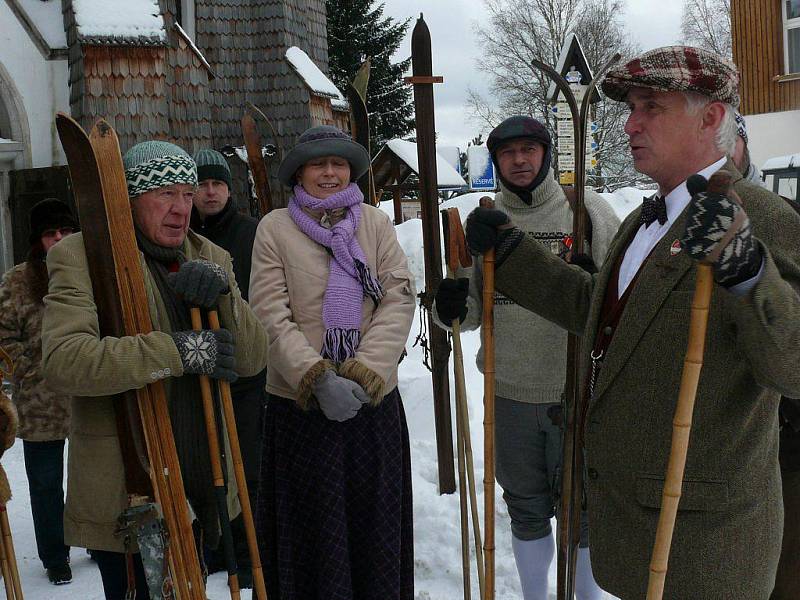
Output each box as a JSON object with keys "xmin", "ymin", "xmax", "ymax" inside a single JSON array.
[{"xmin": 498, "ymin": 168, "xmax": 560, "ymax": 211}]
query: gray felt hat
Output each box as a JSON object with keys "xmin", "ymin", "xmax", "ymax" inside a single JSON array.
[{"xmin": 277, "ymin": 125, "xmax": 370, "ymax": 187}]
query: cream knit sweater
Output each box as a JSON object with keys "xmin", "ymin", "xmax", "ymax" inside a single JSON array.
[{"xmin": 434, "ymin": 171, "xmax": 620, "ymax": 403}]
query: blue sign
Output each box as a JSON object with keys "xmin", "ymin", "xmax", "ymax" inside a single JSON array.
[{"xmin": 468, "ymin": 146, "xmax": 496, "ymax": 191}]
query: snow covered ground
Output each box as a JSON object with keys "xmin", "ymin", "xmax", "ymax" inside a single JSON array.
[{"xmin": 3, "ymin": 189, "xmax": 636, "ymax": 598}]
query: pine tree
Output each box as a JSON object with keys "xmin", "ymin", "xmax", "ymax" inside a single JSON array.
[{"xmin": 326, "ymin": 0, "xmax": 415, "ymax": 150}]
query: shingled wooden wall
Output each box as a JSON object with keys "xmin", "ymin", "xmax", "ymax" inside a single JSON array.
[
  {"xmin": 195, "ymin": 0, "xmax": 332, "ymax": 208},
  {"xmin": 731, "ymin": 0, "xmax": 800, "ymax": 115}
]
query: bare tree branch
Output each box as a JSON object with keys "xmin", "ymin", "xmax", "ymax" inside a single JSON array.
[
  {"xmin": 468, "ymin": 0, "xmax": 647, "ymax": 190},
  {"xmin": 681, "ymin": 0, "xmax": 732, "ymax": 57}
]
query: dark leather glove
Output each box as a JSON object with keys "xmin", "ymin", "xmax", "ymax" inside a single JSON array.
[
  {"xmin": 435, "ymin": 278, "xmax": 469, "ymax": 324},
  {"xmin": 312, "ymin": 370, "xmax": 371, "ymax": 422},
  {"xmin": 568, "ymin": 252, "xmax": 598, "ymax": 274},
  {"xmin": 170, "ymin": 328, "xmax": 237, "ymax": 382},
  {"xmin": 681, "ymin": 174, "xmax": 762, "ymax": 288},
  {"xmin": 168, "ymin": 259, "xmax": 230, "ymax": 308},
  {"xmin": 465, "ymin": 207, "xmax": 525, "ymax": 267}
]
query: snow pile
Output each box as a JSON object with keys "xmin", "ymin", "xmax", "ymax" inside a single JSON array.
[
  {"xmin": 600, "ymin": 186, "xmax": 647, "ymax": 220},
  {"xmin": 72, "ymin": 0, "xmax": 166, "ymax": 41},
  {"xmin": 285, "ymin": 47, "xmax": 348, "ymax": 110}
]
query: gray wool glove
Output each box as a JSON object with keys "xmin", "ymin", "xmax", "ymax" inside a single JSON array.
[
  {"xmin": 170, "ymin": 328, "xmax": 238, "ymax": 382},
  {"xmin": 168, "ymin": 259, "xmax": 230, "ymax": 308},
  {"xmin": 312, "ymin": 369, "xmax": 371, "ymax": 422},
  {"xmin": 681, "ymin": 174, "xmax": 763, "ymax": 288}
]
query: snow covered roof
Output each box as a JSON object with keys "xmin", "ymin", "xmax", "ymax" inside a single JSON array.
[
  {"xmin": 383, "ymin": 139, "xmax": 467, "ymax": 189},
  {"xmin": 762, "ymin": 153, "xmax": 800, "ymax": 171},
  {"xmin": 16, "ymin": 0, "xmax": 68, "ymax": 49},
  {"xmin": 71, "ymin": 0, "xmax": 166, "ymax": 44},
  {"xmin": 285, "ymin": 46, "xmax": 348, "ymax": 111}
]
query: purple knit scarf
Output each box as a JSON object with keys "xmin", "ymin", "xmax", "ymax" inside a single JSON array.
[{"xmin": 289, "ymin": 183, "xmax": 384, "ymax": 363}]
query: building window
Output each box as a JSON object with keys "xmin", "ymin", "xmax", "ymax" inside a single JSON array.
[{"xmin": 785, "ymin": 0, "xmax": 800, "ymax": 74}]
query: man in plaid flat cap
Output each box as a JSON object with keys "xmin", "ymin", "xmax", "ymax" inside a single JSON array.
[{"xmin": 463, "ymin": 45, "xmax": 800, "ymax": 599}]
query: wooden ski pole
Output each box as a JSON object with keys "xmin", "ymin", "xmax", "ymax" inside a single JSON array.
[
  {"xmin": 442, "ymin": 207, "xmax": 486, "ymax": 599},
  {"xmin": 206, "ymin": 309, "xmax": 269, "ymax": 600},
  {"xmin": 0, "ymin": 506, "xmax": 22, "ymax": 599},
  {"xmin": 189, "ymin": 307, "xmax": 241, "ymax": 600},
  {"xmin": 479, "ymin": 196, "xmax": 497, "ymax": 600},
  {"xmin": 646, "ymin": 172, "xmax": 726, "ymax": 599}
]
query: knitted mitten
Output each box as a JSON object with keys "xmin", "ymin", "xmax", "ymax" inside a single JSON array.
[
  {"xmin": 170, "ymin": 328, "xmax": 237, "ymax": 382},
  {"xmin": 681, "ymin": 175, "xmax": 762, "ymax": 287},
  {"xmin": 168, "ymin": 259, "xmax": 230, "ymax": 308}
]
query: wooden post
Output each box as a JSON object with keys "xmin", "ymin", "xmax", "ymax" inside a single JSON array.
[{"xmin": 393, "ymin": 160, "xmax": 404, "ymax": 225}]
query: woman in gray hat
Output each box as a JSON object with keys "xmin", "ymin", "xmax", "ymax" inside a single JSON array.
[{"xmin": 250, "ymin": 125, "xmax": 416, "ymax": 599}]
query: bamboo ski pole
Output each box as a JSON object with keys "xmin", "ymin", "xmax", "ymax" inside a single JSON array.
[
  {"xmin": 206, "ymin": 309, "xmax": 269, "ymax": 600},
  {"xmin": 442, "ymin": 207, "xmax": 485, "ymax": 599},
  {"xmin": 479, "ymin": 196, "xmax": 497, "ymax": 600},
  {"xmin": 646, "ymin": 172, "xmax": 725, "ymax": 599},
  {"xmin": 0, "ymin": 506, "xmax": 22, "ymax": 599},
  {"xmin": 454, "ymin": 365, "xmax": 471, "ymax": 600},
  {"xmin": 189, "ymin": 307, "xmax": 241, "ymax": 600}
]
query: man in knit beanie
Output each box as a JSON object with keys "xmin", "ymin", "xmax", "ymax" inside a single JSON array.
[
  {"xmin": 41, "ymin": 139, "xmax": 268, "ymax": 598},
  {"xmin": 190, "ymin": 147, "xmax": 265, "ymax": 585},
  {"xmin": 433, "ymin": 115, "xmax": 619, "ymax": 600}
]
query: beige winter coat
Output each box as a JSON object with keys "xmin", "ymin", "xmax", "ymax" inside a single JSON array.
[
  {"xmin": 249, "ymin": 204, "xmax": 415, "ymax": 406},
  {"xmin": 41, "ymin": 231, "xmax": 268, "ymax": 552}
]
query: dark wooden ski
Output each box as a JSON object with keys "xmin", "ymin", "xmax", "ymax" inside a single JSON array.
[
  {"xmin": 530, "ymin": 54, "xmax": 620, "ymax": 600},
  {"xmin": 347, "ymin": 59, "xmax": 377, "ymax": 205},
  {"xmin": 56, "ymin": 113, "xmax": 207, "ymax": 599},
  {"xmin": 241, "ymin": 112, "xmax": 273, "ymax": 217}
]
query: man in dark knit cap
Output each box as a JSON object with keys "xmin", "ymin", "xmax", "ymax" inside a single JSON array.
[
  {"xmin": 190, "ymin": 147, "xmax": 265, "ymax": 585},
  {"xmin": 433, "ymin": 115, "xmax": 619, "ymax": 600},
  {"xmin": 464, "ymin": 46, "xmax": 800, "ymax": 599},
  {"xmin": 41, "ymin": 140, "xmax": 268, "ymax": 599}
]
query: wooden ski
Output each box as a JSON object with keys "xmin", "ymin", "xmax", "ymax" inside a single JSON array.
[
  {"xmin": 241, "ymin": 112, "xmax": 273, "ymax": 217},
  {"xmin": 347, "ymin": 59, "xmax": 377, "ymax": 205},
  {"xmin": 530, "ymin": 53, "xmax": 620, "ymax": 600},
  {"xmin": 56, "ymin": 113, "xmax": 206, "ymax": 599}
]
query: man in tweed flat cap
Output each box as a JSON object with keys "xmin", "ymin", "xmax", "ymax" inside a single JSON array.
[
  {"xmin": 41, "ymin": 140, "xmax": 268, "ymax": 598},
  {"xmin": 463, "ymin": 45, "xmax": 800, "ymax": 599}
]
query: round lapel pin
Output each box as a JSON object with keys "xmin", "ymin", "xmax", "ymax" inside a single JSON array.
[{"xmin": 670, "ymin": 239, "xmax": 682, "ymax": 256}]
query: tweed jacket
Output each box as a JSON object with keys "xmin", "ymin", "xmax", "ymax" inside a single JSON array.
[
  {"xmin": 494, "ymin": 162, "xmax": 800, "ymax": 600},
  {"xmin": 41, "ymin": 231, "xmax": 269, "ymax": 552},
  {"xmin": 0, "ymin": 263, "xmax": 71, "ymax": 441},
  {"xmin": 249, "ymin": 203, "xmax": 415, "ymax": 406}
]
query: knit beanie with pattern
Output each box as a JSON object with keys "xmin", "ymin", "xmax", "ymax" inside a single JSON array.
[
  {"xmin": 194, "ymin": 148, "xmax": 232, "ymax": 188},
  {"xmin": 123, "ymin": 140, "xmax": 197, "ymax": 199}
]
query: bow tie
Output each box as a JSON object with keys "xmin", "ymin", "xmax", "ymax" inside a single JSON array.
[{"xmin": 640, "ymin": 195, "xmax": 667, "ymax": 227}]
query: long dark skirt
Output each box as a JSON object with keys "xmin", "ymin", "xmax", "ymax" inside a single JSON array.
[{"xmin": 256, "ymin": 387, "xmax": 413, "ymax": 600}]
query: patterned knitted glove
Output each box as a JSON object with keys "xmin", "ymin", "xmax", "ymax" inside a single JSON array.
[
  {"xmin": 168, "ymin": 259, "xmax": 230, "ymax": 308},
  {"xmin": 170, "ymin": 328, "xmax": 237, "ymax": 382},
  {"xmin": 435, "ymin": 278, "xmax": 469, "ymax": 324},
  {"xmin": 312, "ymin": 369, "xmax": 371, "ymax": 422},
  {"xmin": 465, "ymin": 207, "xmax": 525, "ymax": 267},
  {"xmin": 681, "ymin": 174, "xmax": 762, "ymax": 287}
]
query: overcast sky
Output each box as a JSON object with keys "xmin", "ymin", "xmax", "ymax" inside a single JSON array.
[{"xmin": 381, "ymin": 0, "xmax": 685, "ymax": 149}]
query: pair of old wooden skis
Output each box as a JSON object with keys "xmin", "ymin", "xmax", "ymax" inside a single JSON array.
[
  {"xmin": 0, "ymin": 349, "xmax": 23, "ymax": 599},
  {"xmin": 55, "ymin": 114, "xmax": 267, "ymax": 599}
]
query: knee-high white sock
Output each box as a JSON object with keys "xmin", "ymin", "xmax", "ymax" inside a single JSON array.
[
  {"xmin": 512, "ymin": 534, "xmax": 554, "ymax": 600},
  {"xmin": 575, "ymin": 546, "xmax": 604, "ymax": 600}
]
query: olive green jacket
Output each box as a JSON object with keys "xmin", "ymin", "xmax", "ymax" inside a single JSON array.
[
  {"xmin": 495, "ymin": 163, "xmax": 800, "ymax": 599},
  {"xmin": 41, "ymin": 231, "xmax": 268, "ymax": 552}
]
